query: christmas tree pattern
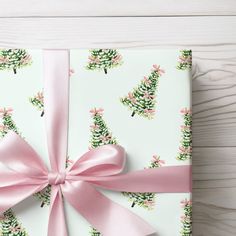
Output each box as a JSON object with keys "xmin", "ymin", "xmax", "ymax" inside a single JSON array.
[
  {"xmin": 88, "ymin": 108, "xmax": 118, "ymax": 236},
  {"xmin": 122, "ymin": 155, "xmax": 165, "ymax": 210},
  {"xmin": 180, "ymin": 199, "xmax": 192, "ymax": 236},
  {"xmin": 33, "ymin": 158, "xmax": 73, "ymax": 207},
  {"xmin": 29, "ymin": 91, "xmax": 44, "ymax": 117},
  {"xmin": 89, "ymin": 227, "xmax": 101, "ymax": 236},
  {"xmin": 86, "ymin": 49, "xmax": 123, "ymax": 74},
  {"xmin": 0, "ymin": 109, "xmax": 28, "ymax": 236},
  {"xmin": 0, "ymin": 108, "xmax": 20, "ymax": 137},
  {"xmin": 0, "ymin": 209, "xmax": 28, "ymax": 236},
  {"xmin": 177, "ymin": 108, "xmax": 192, "ymax": 161},
  {"xmin": 89, "ymin": 108, "xmax": 117, "ymax": 149},
  {"xmin": 33, "ymin": 186, "xmax": 51, "ymax": 208},
  {"xmin": 120, "ymin": 64, "xmax": 165, "ymax": 119},
  {"xmin": 0, "ymin": 49, "xmax": 32, "ymax": 74},
  {"xmin": 177, "ymin": 50, "xmax": 192, "ymax": 70}
]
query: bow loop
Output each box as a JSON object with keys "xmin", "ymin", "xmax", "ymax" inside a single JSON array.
[
  {"xmin": 67, "ymin": 145, "xmax": 126, "ymax": 177},
  {"xmin": 0, "ymin": 131, "xmax": 48, "ymax": 177},
  {"xmin": 0, "ymin": 131, "xmax": 49, "ymax": 213}
]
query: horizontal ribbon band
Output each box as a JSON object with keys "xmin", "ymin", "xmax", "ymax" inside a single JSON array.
[{"xmin": 0, "ymin": 50, "xmax": 191, "ymax": 236}]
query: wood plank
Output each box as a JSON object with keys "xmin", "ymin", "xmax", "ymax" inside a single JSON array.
[
  {"xmin": 193, "ymin": 201, "xmax": 236, "ymax": 236},
  {"xmin": 193, "ymin": 50, "xmax": 236, "ymax": 147},
  {"xmin": 193, "ymin": 147, "xmax": 236, "ymax": 189},
  {"xmin": 193, "ymin": 147, "xmax": 236, "ymax": 236},
  {"xmin": 0, "ymin": 17, "xmax": 235, "ymax": 48},
  {"xmin": 0, "ymin": 0, "xmax": 236, "ymax": 17}
]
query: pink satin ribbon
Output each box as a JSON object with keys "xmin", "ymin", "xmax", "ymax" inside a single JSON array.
[{"xmin": 0, "ymin": 50, "xmax": 192, "ymax": 236}]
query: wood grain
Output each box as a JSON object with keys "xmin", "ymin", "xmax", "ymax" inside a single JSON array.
[
  {"xmin": 0, "ymin": 0, "xmax": 236, "ymax": 17},
  {"xmin": 0, "ymin": 17, "xmax": 235, "ymax": 48},
  {"xmin": 193, "ymin": 148, "xmax": 236, "ymax": 236},
  {"xmin": 193, "ymin": 50, "xmax": 236, "ymax": 147},
  {"xmin": 0, "ymin": 11, "xmax": 235, "ymax": 236}
]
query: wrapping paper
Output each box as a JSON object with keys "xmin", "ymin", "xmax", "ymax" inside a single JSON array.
[{"xmin": 0, "ymin": 49, "xmax": 192, "ymax": 236}]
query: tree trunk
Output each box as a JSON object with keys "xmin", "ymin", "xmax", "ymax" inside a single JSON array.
[
  {"xmin": 131, "ymin": 202, "xmax": 135, "ymax": 208},
  {"xmin": 40, "ymin": 202, "xmax": 45, "ymax": 208},
  {"xmin": 41, "ymin": 110, "xmax": 44, "ymax": 117},
  {"xmin": 13, "ymin": 68, "xmax": 17, "ymax": 74},
  {"xmin": 104, "ymin": 68, "xmax": 108, "ymax": 74},
  {"xmin": 131, "ymin": 111, "xmax": 135, "ymax": 117}
]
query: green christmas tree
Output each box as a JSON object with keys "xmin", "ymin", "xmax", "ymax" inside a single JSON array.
[
  {"xmin": 120, "ymin": 64, "xmax": 164, "ymax": 119},
  {"xmin": 89, "ymin": 227, "xmax": 101, "ymax": 236},
  {"xmin": 0, "ymin": 49, "xmax": 32, "ymax": 74},
  {"xmin": 89, "ymin": 108, "xmax": 117, "ymax": 149},
  {"xmin": 177, "ymin": 50, "xmax": 192, "ymax": 70},
  {"xmin": 180, "ymin": 199, "xmax": 192, "ymax": 236},
  {"xmin": 0, "ymin": 210, "xmax": 28, "ymax": 236},
  {"xmin": 86, "ymin": 49, "xmax": 123, "ymax": 74},
  {"xmin": 0, "ymin": 108, "xmax": 20, "ymax": 138},
  {"xmin": 122, "ymin": 155, "xmax": 165, "ymax": 209},
  {"xmin": 33, "ymin": 186, "xmax": 51, "ymax": 208},
  {"xmin": 177, "ymin": 108, "xmax": 192, "ymax": 161},
  {"xmin": 88, "ymin": 108, "xmax": 118, "ymax": 236},
  {"xmin": 29, "ymin": 91, "xmax": 44, "ymax": 117}
]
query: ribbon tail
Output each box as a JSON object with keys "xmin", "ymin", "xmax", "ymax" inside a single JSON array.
[
  {"xmin": 62, "ymin": 181, "xmax": 156, "ymax": 236},
  {"xmin": 48, "ymin": 185, "xmax": 68, "ymax": 236},
  {"xmin": 88, "ymin": 165, "xmax": 192, "ymax": 193}
]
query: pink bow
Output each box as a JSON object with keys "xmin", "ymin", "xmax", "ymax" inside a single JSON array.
[
  {"xmin": 181, "ymin": 108, "xmax": 192, "ymax": 114},
  {"xmin": 90, "ymin": 107, "xmax": 104, "ymax": 116},
  {"xmin": 0, "ymin": 107, "xmax": 13, "ymax": 116},
  {"xmin": 0, "ymin": 50, "xmax": 191, "ymax": 236},
  {"xmin": 0, "ymin": 56, "xmax": 9, "ymax": 64},
  {"xmin": 152, "ymin": 64, "xmax": 165, "ymax": 75}
]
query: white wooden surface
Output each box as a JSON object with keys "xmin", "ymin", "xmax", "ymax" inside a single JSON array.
[
  {"xmin": 0, "ymin": 0, "xmax": 236, "ymax": 16},
  {"xmin": 0, "ymin": 2, "xmax": 236, "ymax": 235}
]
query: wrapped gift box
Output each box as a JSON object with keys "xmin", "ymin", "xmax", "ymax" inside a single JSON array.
[{"xmin": 0, "ymin": 49, "xmax": 192, "ymax": 236}]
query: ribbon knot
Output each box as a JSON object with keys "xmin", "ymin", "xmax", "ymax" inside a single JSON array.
[{"xmin": 48, "ymin": 172, "xmax": 66, "ymax": 185}]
